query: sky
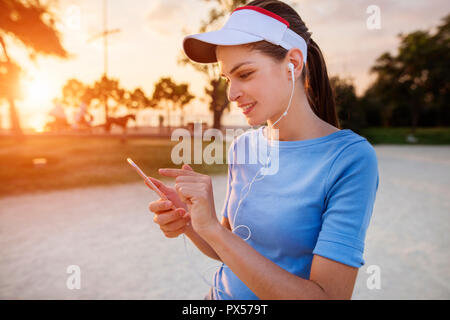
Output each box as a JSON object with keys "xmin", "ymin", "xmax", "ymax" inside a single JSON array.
[{"xmin": 1, "ymin": 0, "xmax": 449, "ymax": 131}]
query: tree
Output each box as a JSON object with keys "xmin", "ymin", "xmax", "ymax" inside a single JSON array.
[
  {"xmin": 330, "ymin": 76, "xmax": 366, "ymax": 131},
  {"xmin": 0, "ymin": 0, "xmax": 68, "ymax": 138},
  {"xmin": 367, "ymin": 52, "xmax": 401, "ymax": 127},
  {"xmin": 151, "ymin": 77, "xmax": 194, "ymax": 128},
  {"xmin": 204, "ymin": 77, "xmax": 229, "ymax": 129},
  {"xmin": 177, "ymin": 0, "xmax": 248, "ymax": 130},
  {"xmin": 424, "ymin": 14, "xmax": 450, "ymax": 126},
  {"xmin": 366, "ymin": 13, "xmax": 450, "ymax": 131},
  {"xmin": 87, "ymin": 75, "xmax": 126, "ymax": 118},
  {"xmin": 173, "ymin": 83, "xmax": 195, "ymax": 126},
  {"xmin": 61, "ymin": 78, "xmax": 89, "ymax": 107},
  {"xmin": 123, "ymin": 87, "xmax": 155, "ymax": 127}
]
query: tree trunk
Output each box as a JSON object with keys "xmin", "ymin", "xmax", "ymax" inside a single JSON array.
[
  {"xmin": 104, "ymin": 95, "xmax": 109, "ymax": 123},
  {"xmin": 166, "ymin": 106, "xmax": 170, "ymax": 129},
  {"xmin": 213, "ymin": 105, "xmax": 224, "ymax": 130},
  {"xmin": 8, "ymin": 97, "xmax": 24, "ymax": 140},
  {"xmin": 1, "ymin": 37, "xmax": 23, "ymax": 140}
]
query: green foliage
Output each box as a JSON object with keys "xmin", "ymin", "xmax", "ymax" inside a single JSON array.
[
  {"xmin": 359, "ymin": 127, "xmax": 450, "ymax": 145},
  {"xmin": 152, "ymin": 77, "xmax": 195, "ymax": 127},
  {"xmin": 364, "ymin": 13, "xmax": 450, "ymax": 130},
  {"xmin": 0, "ymin": 0, "xmax": 68, "ymax": 59},
  {"xmin": 330, "ymin": 76, "xmax": 366, "ymax": 131}
]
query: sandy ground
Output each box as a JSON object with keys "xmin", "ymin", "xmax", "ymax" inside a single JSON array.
[{"xmin": 0, "ymin": 145, "xmax": 449, "ymax": 300}]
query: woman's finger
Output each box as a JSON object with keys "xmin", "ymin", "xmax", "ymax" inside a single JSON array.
[
  {"xmin": 164, "ymin": 225, "xmax": 187, "ymax": 238},
  {"xmin": 175, "ymin": 175, "xmax": 204, "ymax": 183},
  {"xmin": 175, "ymin": 183, "xmax": 204, "ymax": 198},
  {"xmin": 160, "ymin": 216, "xmax": 189, "ymax": 232},
  {"xmin": 153, "ymin": 208, "xmax": 186, "ymax": 225},
  {"xmin": 182, "ymin": 164, "xmax": 193, "ymax": 171},
  {"xmin": 149, "ymin": 200, "xmax": 174, "ymax": 213},
  {"xmin": 175, "ymin": 185, "xmax": 200, "ymax": 203},
  {"xmin": 158, "ymin": 168, "xmax": 199, "ymax": 177}
]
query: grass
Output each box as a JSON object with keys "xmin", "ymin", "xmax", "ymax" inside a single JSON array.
[
  {"xmin": 358, "ymin": 127, "xmax": 450, "ymax": 145},
  {"xmin": 0, "ymin": 126, "xmax": 448, "ymax": 198},
  {"xmin": 0, "ymin": 136, "xmax": 228, "ymax": 198}
]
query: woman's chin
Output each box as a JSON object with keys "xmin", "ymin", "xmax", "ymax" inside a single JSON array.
[
  {"xmin": 246, "ymin": 116, "xmax": 264, "ymax": 127},
  {"xmin": 246, "ymin": 119, "xmax": 258, "ymax": 127}
]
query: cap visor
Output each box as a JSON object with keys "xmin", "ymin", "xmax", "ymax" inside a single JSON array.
[{"xmin": 183, "ymin": 29, "xmax": 264, "ymax": 63}]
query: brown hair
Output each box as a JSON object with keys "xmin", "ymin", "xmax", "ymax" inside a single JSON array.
[{"xmin": 243, "ymin": 0, "xmax": 340, "ymax": 128}]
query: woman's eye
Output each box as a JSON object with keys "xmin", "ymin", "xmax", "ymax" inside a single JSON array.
[
  {"xmin": 222, "ymin": 72, "xmax": 253, "ymax": 84},
  {"xmin": 239, "ymin": 72, "xmax": 252, "ymax": 79}
]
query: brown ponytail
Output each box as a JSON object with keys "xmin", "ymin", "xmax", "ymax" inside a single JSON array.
[{"xmin": 244, "ymin": 0, "xmax": 341, "ymax": 128}]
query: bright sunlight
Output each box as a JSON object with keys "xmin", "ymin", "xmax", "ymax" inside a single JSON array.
[{"xmin": 24, "ymin": 77, "xmax": 53, "ymax": 105}]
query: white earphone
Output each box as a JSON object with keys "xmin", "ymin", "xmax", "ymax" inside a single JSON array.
[
  {"xmin": 270, "ymin": 62, "xmax": 296, "ymax": 128},
  {"xmin": 288, "ymin": 62, "xmax": 295, "ymax": 83}
]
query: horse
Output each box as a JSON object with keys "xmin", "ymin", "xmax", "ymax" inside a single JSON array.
[{"xmin": 103, "ymin": 114, "xmax": 136, "ymax": 133}]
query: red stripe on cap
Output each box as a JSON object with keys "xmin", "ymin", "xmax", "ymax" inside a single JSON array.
[{"xmin": 232, "ymin": 5, "xmax": 290, "ymax": 28}]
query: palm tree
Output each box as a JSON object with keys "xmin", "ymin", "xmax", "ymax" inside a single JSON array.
[{"xmin": 0, "ymin": 0, "xmax": 68, "ymax": 139}]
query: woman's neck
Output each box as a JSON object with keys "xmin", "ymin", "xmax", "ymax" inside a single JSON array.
[{"xmin": 265, "ymin": 92, "xmax": 338, "ymax": 142}]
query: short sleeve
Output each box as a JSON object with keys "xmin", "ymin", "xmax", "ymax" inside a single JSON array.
[
  {"xmin": 313, "ymin": 140, "xmax": 379, "ymax": 268},
  {"xmin": 220, "ymin": 139, "xmax": 236, "ymax": 219}
]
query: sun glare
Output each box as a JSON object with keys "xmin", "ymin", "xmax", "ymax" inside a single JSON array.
[
  {"xmin": 20, "ymin": 70, "xmax": 59, "ymax": 130},
  {"xmin": 25, "ymin": 78, "xmax": 53, "ymax": 104},
  {"xmin": 28, "ymin": 116, "xmax": 47, "ymax": 133}
]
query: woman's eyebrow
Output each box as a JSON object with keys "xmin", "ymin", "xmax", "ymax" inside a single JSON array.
[{"xmin": 220, "ymin": 61, "xmax": 254, "ymax": 77}]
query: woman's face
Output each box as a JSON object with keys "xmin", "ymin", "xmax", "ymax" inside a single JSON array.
[{"xmin": 216, "ymin": 45, "xmax": 290, "ymax": 127}]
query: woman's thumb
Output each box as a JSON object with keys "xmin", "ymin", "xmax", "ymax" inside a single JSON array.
[{"xmin": 182, "ymin": 164, "xmax": 193, "ymax": 171}]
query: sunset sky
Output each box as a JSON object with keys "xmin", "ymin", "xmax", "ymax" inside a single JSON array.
[{"xmin": 1, "ymin": 0, "xmax": 449, "ymax": 131}]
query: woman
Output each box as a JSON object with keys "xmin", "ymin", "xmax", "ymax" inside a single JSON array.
[{"xmin": 148, "ymin": 0, "xmax": 379, "ymax": 300}]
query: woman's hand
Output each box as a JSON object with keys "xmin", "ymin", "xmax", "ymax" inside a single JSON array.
[
  {"xmin": 146, "ymin": 165, "xmax": 191, "ymax": 239},
  {"xmin": 149, "ymin": 199, "xmax": 190, "ymax": 238},
  {"xmin": 145, "ymin": 174, "xmax": 188, "ymax": 212},
  {"xmin": 158, "ymin": 164, "xmax": 220, "ymax": 236}
]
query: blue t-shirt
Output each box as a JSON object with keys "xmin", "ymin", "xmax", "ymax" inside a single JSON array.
[{"xmin": 211, "ymin": 126, "xmax": 379, "ymax": 300}]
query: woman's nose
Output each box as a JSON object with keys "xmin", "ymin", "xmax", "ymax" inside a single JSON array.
[{"xmin": 227, "ymin": 82, "xmax": 243, "ymax": 102}]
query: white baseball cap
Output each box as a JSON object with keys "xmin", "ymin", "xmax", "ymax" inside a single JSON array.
[{"xmin": 183, "ymin": 5, "xmax": 308, "ymax": 64}]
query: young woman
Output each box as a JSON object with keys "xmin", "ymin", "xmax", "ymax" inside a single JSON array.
[{"xmin": 148, "ymin": 0, "xmax": 379, "ymax": 300}]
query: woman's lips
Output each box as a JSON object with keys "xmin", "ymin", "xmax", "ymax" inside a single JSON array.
[{"xmin": 242, "ymin": 102, "xmax": 256, "ymax": 115}]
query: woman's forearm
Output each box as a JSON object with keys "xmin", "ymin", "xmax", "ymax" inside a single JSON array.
[
  {"xmin": 200, "ymin": 223, "xmax": 328, "ymax": 300},
  {"xmin": 184, "ymin": 224, "xmax": 222, "ymax": 261}
]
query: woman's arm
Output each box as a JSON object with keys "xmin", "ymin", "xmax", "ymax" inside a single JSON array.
[
  {"xmin": 184, "ymin": 217, "xmax": 232, "ymax": 262},
  {"xmin": 200, "ymin": 223, "xmax": 358, "ymax": 300}
]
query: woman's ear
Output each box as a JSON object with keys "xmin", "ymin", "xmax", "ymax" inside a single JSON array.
[{"xmin": 286, "ymin": 48, "xmax": 304, "ymax": 80}]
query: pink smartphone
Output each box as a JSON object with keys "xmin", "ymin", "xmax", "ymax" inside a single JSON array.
[{"xmin": 126, "ymin": 158, "xmax": 168, "ymax": 200}]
